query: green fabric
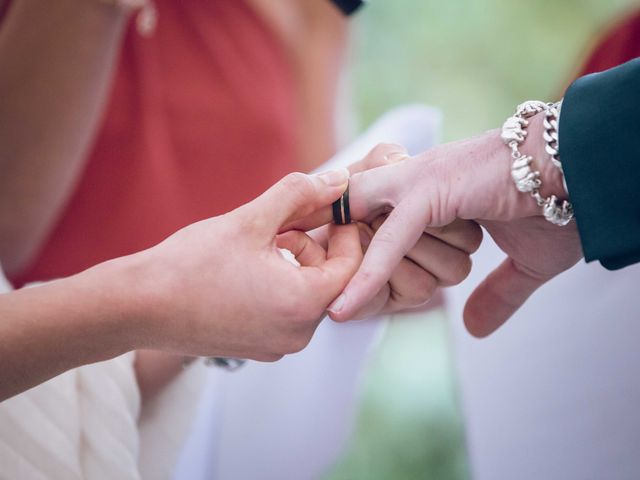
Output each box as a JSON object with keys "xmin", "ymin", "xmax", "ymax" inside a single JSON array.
[{"xmin": 559, "ymin": 57, "xmax": 640, "ymax": 270}]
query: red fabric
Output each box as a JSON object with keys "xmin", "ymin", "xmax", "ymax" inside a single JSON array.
[
  {"xmin": 575, "ymin": 9, "xmax": 640, "ymax": 77},
  {"xmin": 11, "ymin": 0, "xmax": 298, "ymax": 286}
]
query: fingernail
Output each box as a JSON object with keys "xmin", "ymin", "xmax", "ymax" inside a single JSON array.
[
  {"xmin": 328, "ymin": 293, "xmax": 346, "ymax": 314},
  {"xmin": 384, "ymin": 151, "xmax": 409, "ymax": 164},
  {"xmin": 316, "ymin": 168, "xmax": 350, "ymax": 187}
]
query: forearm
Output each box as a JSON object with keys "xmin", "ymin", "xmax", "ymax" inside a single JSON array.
[
  {"xmin": 0, "ymin": 255, "xmax": 145, "ymax": 401},
  {"xmin": 0, "ymin": 0, "xmax": 129, "ymax": 275}
]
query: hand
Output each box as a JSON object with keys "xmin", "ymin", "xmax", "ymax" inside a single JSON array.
[
  {"xmin": 304, "ymin": 143, "xmax": 482, "ymax": 319},
  {"xmin": 299, "ymin": 114, "xmax": 583, "ymax": 335},
  {"xmin": 118, "ymin": 170, "xmax": 362, "ymax": 361}
]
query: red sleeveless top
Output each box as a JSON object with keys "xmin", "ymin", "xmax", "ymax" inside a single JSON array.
[
  {"xmin": 12, "ymin": 0, "xmax": 299, "ymax": 286},
  {"xmin": 575, "ymin": 9, "xmax": 640, "ymax": 76}
]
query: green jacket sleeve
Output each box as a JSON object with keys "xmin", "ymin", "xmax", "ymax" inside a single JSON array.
[{"xmin": 559, "ymin": 57, "xmax": 640, "ymax": 270}]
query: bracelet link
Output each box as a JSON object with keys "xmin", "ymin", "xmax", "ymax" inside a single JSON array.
[{"xmin": 501, "ymin": 100, "xmax": 573, "ymax": 226}]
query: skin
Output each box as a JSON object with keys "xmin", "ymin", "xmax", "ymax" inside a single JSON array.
[
  {"xmin": 247, "ymin": 0, "xmax": 349, "ymax": 171},
  {"xmin": 308, "ymin": 143, "xmax": 482, "ymax": 319},
  {"xmin": 294, "ymin": 113, "xmax": 583, "ymax": 336},
  {"xmin": 0, "ymin": 0, "xmax": 129, "ymax": 276},
  {"xmin": 0, "ymin": 0, "xmax": 347, "ymax": 401},
  {"xmin": 0, "ymin": 170, "xmax": 363, "ymax": 402},
  {"xmin": 0, "ymin": 0, "xmax": 479, "ymax": 400},
  {"xmin": 136, "ymin": 145, "xmax": 482, "ymax": 398}
]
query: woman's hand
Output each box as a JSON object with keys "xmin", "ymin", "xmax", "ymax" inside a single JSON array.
[
  {"xmin": 126, "ymin": 170, "xmax": 362, "ymax": 361},
  {"xmin": 306, "ymin": 143, "xmax": 482, "ymax": 319},
  {"xmin": 0, "ymin": 170, "xmax": 363, "ymax": 400}
]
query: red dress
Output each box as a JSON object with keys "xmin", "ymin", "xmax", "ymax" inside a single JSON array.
[
  {"xmin": 10, "ymin": 0, "xmax": 299, "ymax": 286},
  {"xmin": 575, "ymin": 9, "xmax": 640, "ymax": 76}
]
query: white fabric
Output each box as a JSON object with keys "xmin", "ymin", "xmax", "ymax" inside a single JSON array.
[
  {"xmin": 0, "ymin": 268, "xmax": 207, "ymax": 480},
  {"xmin": 138, "ymin": 362, "xmax": 208, "ymax": 479},
  {"xmin": 173, "ymin": 104, "xmax": 443, "ymax": 480},
  {"xmin": 446, "ymin": 235, "xmax": 640, "ymax": 479},
  {"xmin": 0, "ymin": 104, "xmax": 442, "ymax": 480},
  {"xmin": 0, "ymin": 265, "xmax": 141, "ymax": 480}
]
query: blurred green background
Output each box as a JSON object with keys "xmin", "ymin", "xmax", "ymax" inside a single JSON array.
[{"xmin": 325, "ymin": 1, "xmax": 637, "ymax": 479}]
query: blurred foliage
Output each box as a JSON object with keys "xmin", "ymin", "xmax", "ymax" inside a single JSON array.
[
  {"xmin": 326, "ymin": 1, "xmax": 637, "ymax": 479},
  {"xmin": 350, "ymin": 0, "xmax": 638, "ymax": 141}
]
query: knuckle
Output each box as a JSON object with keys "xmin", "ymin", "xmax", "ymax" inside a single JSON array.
[
  {"xmin": 282, "ymin": 172, "xmax": 314, "ymax": 198},
  {"xmin": 255, "ymin": 353, "xmax": 284, "ymax": 363},
  {"xmin": 357, "ymin": 266, "xmax": 386, "ymax": 288},
  {"xmin": 396, "ymin": 273, "xmax": 436, "ymax": 306},
  {"xmin": 371, "ymin": 227, "xmax": 397, "ymax": 247},
  {"xmin": 367, "ymin": 143, "xmax": 408, "ymax": 167},
  {"xmin": 441, "ymin": 255, "xmax": 473, "ymax": 286},
  {"xmin": 286, "ymin": 333, "xmax": 313, "ymax": 355},
  {"xmin": 230, "ymin": 210, "xmax": 263, "ymax": 237}
]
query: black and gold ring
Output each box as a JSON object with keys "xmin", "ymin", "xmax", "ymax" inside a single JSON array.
[{"xmin": 332, "ymin": 183, "xmax": 351, "ymax": 225}]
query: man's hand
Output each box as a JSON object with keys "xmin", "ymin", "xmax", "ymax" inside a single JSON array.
[
  {"xmin": 298, "ymin": 114, "xmax": 583, "ymax": 336},
  {"xmin": 304, "ymin": 143, "xmax": 482, "ymax": 320}
]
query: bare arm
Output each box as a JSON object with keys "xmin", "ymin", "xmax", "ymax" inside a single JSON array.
[
  {"xmin": 0, "ymin": 170, "xmax": 359, "ymax": 402},
  {"xmin": 0, "ymin": 258, "xmax": 141, "ymax": 401},
  {"xmin": 0, "ymin": 0, "xmax": 129, "ymax": 276}
]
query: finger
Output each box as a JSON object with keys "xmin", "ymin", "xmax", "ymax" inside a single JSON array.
[
  {"xmin": 242, "ymin": 169, "xmax": 349, "ymax": 235},
  {"xmin": 370, "ymin": 217, "xmax": 474, "ymax": 285},
  {"xmin": 329, "ymin": 196, "xmax": 429, "ymax": 320},
  {"xmin": 387, "ymin": 258, "xmax": 438, "ymax": 309},
  {"xmin": 372, "ymin": 216, "xmax": 482, "ymax": 256},
  {"xmin": 306, "ymin": 225, "xmax": 329, "ymax": 250},
  {"xmin": 292, "ymin": 144, "xmax": 408, "ymax": 232},
  {"xmin": 463, "ymin": 257, "xmax": 548, "ymax": 337},
  {"xmin": 423, "ymin": 219, "xmax": 483, "ymax": 254},
  {"xmin": 328, "ymin": 224, "xmax": 387, "ymax": 321},
  {"xmin": 348, "ymin": 143, "xmax": 409, "ymax": 175},
  {"xmin": 333, "ymin": 284, "xmax": 390, "ymax": 321},
  {"xmin": 285, "ymin": 161, "xmax": 404, "ymax": 233},
  {"xmin": 306, "ymin": 224, "xmax": 363, "ymax": 306},
  {"xmin": 404, "ymin": 234, "xmax": 472, "ymax": 287},
  {"xmin": 276, "ymin": 231, "xmax": 326, "ymax": 267},
  {"xmin": 370, "ymin": 216, "xmax": 475, "ymax": 285}
]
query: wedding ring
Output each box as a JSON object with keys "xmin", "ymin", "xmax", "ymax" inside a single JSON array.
[{"xmin": 332, "ymin": 183, "xmax": 351, "ymax": 225}]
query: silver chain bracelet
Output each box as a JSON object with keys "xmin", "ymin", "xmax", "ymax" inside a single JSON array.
[
  {"xmin": 501, "ymin": 100, "xmax": 573, "ymax": 226},
  {"xmin": 542, "ymin": 101, "xmax": 570, "ymax": 195}
]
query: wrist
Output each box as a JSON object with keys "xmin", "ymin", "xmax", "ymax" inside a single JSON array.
[
  {"xmin": 499, "ymin": 102, "xmax": 573, "ymax": 225},
  {"xmin": 70, "ymin": 251, "xmax": 162, "ymax": 355}
]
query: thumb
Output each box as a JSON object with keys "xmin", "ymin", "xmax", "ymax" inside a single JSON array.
[
  {"xmin": 243, "ymin": 169, "xmax": 350, "ymax": 235},
  {"xmin": 463, "ymin": 257, "xmax": 548, "ymax": 337},
  {"xmin": 307, "ymin": 223, "xmax": 363, "ymax": 306}
]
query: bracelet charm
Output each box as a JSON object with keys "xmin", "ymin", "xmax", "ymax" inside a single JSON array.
[{"xmin": 501, "ymin": 101, "xmax": 573, "ymax": 226}]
